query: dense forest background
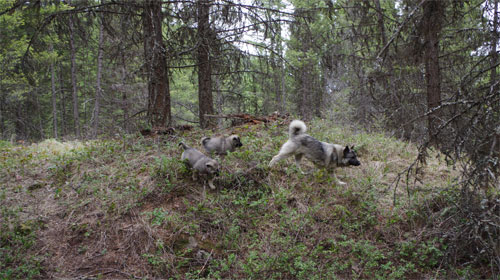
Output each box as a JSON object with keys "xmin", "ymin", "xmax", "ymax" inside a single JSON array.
[
  {"xmin": 1, "ymin": 0, "xmax": 497, "ymax": 142},
  {"xmin": 1, "ymin": 0, "xmax": 499, "ymax": 277}
]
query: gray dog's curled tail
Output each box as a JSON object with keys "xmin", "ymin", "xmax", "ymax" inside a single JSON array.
[
  {"xmin": 289, "ymin": 120, "xmax": 307, "ymax": 138},
  {"xmin": 179, "ymin": 142, "xmax": 189, "ymax": 150},
  {"xmin": 201, "ymin": 137, "xmax": 210, "ymax": 145}
]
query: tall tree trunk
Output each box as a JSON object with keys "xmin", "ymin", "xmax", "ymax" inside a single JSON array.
[
  {"xmin": 215, "ymin": 75, "xmax": 223, "ymax": 127},
  {"xmin": 121, "ymin": 53, "xmax": 129, "ymax": 133},
  {"xmin": 272, "ymin": 13, "xmax": 284, "ymax": 113},
  {"xmin": 280, "ymin": 61, "xmax": 286, "ymax": 112},
  {"xmin": 0, "ymin": 95, "xmax": 4, "ymax": 139},
  {"xmin": 262, "ymin": 63, "xmax": 270, "ymax": 114},
  {"xmin": 490, "ymin": 0, "xmax": 498, "ymax": 87},
  {"xmin": 197, "ymin": 0, "xmax": 214, "ymax": 128},
  {"xmin": 300, "ymin": 74, "xmax": 308, "ymax": 118},
  {"xmin": 59, "ymin": 63, "xmax": 67, "ymax": 137},
  {"xmin": 69, "ymin": 12, "xmax": 80, "ymax": 138},
  {"xmin": 300, "ymin": 61, "xmax": 314, "ymax": 120},
  {"xmin": 314, "ymin": 72, "xmax": 322, "ymax": 118},
  {"xmin": 422, "ymin": 0, "xmax": 443, "ymax": 145},
  {"xmin": 273, "ymin": 61, "xmax": 282, "ymax": 113},
  {"xmin": 50, "ymin": 44, "xmax": 58, "ymax": 139},
  {"xmin": 374, "ymin": 0, "xmax": 387, "ymax": 49},
  {"xmin": 15, "ymin": 102, "xmax": 23, "ymax": 141},
  {"xmin": 252, "ymin": 81, "xmax": 258, "ymax": 114},
  {"xmin": 35, "ymin": 90, "xmax": 44, "ymax": 140},
  {"xmin": 92, "ymin": 14, "xmax": 104, "ymax": 138},
  {"xmin": 143, "ymin": 0, "xmax": 171, "ymax": 128},
  {"xmin": 489, "ymin": 0, "xmax": 499, "ymax": 177}
]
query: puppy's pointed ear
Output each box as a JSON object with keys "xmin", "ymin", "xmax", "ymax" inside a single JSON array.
[
  {"xmin": 343, "ymin": 146, "xmax": 350, "ymax": 156},
  {"xmin": 351, "ymin": 145, "xmax": 355, "ymax": 150}
]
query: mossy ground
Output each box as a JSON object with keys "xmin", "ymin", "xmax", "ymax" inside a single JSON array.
[{"xmin": 1, "ymin": 119, "xmax": 478, "ymax": 279}]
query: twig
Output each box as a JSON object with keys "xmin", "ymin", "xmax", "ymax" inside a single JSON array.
[{"xmin": 198, "ymin": 249, "xmax": 214, "ymax": 276}]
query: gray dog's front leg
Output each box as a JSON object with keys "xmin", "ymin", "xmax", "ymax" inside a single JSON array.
[
  {"xmin": 294, "ymin": 154, "xmax": 308, "ymax": 174},
  {"xmin": 269, "ymin": 153, "xmax": 289, "ymax": 167},
  {"xmin": 208, "ymin": 178, "xmax": 216, "ymax": 190},
  {"xmin": 333, "ymin": 171, "xmax": 346, "ymax": 185}
]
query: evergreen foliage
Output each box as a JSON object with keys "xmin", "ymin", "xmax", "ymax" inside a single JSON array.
[{"xmin": 0, "ymin": 0, "xmax": 498, "ymax": 278}]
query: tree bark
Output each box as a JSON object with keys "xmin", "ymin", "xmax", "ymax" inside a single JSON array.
[
  {"xmin": 0, "ymin": 95, "xmax": 4, "ymax": 139},
  {"xmin": 215, "ymin": 75, "xmax": 223, "ymax": 127},
  {"xmin": 68, "ymin": 12, "xmax": 80, "ymax": 138},
  {"xmin": 121, "ymin": 53, "xmax": 129, "ymax": 133},
  {"xmin": 280, "ymin": 60, "xmax": 286, "ymax": 112},
  {"xmin": 50, "ymin": 44, "xmax": 58, "ymax": 139},
  {"xmin": 489, "ymin": 0, "xmax": 499, "ymax": 177},
  {"xmin": 59, "ymin": 63, "xmax": 67, "ymax": 137},
  {"xmin": 272, "ymin": 13, "xmax": 284, "ymax": 113},
  {"xmin": 143, "ymin": 0, "xmax": 171, "ymax": 128},
  {"xmin": 422, "ymin": 0, "xmax": 444, "ymax": 145},
  {"xmin": 15, "ymin": 102, "xmax": 23, "ymax": 140},
  {"xmin": 374, "ymin": 0, "xmax": 387, "ymax": 49},
  {"xmin": 197, "ymin": 0, "xmax": 215, "ymax": 128},
  {"xmin": 490, "ymin": 0, "xmax": 498, "ymax": 88},
  {"xmin": 35, "ymin": 90, "xmax": 44, "ymax": 139},
  {"xmin": 92, "ymin": 14, "xmax": 104, "ymax": 138}
]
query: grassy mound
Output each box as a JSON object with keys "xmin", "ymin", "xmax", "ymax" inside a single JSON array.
[{"xmin": 0, "ymin": 119, "xmax": 477, "ymax": 279}]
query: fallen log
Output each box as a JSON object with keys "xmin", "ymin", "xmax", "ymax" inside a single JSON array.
[
  {"xmin": 140, "ymin": 124, "xmax": 193, "ymax": 136},
  {"xmin": 204, "ymin": 112, "xmax": 289, "ymax": 126}
]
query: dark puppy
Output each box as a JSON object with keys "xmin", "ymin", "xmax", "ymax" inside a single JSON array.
[
  {"xmin": 180, "ymin": 142, "xmax": 220, "ymax": 189},
  {"xmin": 201, "ymin": 135, "xmax": 242, "ymax": 155}
]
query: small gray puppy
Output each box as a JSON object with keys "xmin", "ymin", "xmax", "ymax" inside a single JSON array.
[
  {"xmin": 201, "ymin": 135, "xmax": 243, "ymax": 155},
  {"xmin": 269, "ymin": 120, "xmax": 360, "ymax": 185},
  {"xmin": 179, "ymin": 142, "xmax": 220, "ymax": 189}
]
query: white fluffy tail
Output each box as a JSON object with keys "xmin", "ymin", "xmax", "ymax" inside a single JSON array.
[{"xmin": 289, "ymin": 120, "xmax": 307, "ymax": 138}]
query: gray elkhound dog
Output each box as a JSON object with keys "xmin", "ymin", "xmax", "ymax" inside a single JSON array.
[
  {"xmin": 268, "ymin": 120, "xmax": 360, "ymax": 185},
  {"xmin": 179, "ymin": 142, "xmax": 220, "ymax": 189},
  {"xmin": 201, "ymin": 135, "xmax": 243, "ymax": 155}
]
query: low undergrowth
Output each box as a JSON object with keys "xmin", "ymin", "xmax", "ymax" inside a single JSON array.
[{"xmin": 0, "ymin": 119, "xmax": 494, "ymax": 279}]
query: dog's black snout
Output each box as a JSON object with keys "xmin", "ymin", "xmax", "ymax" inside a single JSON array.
[
  {"xmin": 349, "ymin": 159, "xmax": 361, "ymax": 166},
  {"xmin": 236, "ymin": 142, "xmax": 243, "ymax": 147}
]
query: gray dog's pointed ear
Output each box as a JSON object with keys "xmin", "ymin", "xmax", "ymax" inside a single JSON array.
[
  {"xmin": 351, "ymin": 145, "xmax": 355, "ymax": 150},
  {"xmin": 343, "ymin": 146, "xmax": 350, "ymax": 156}
]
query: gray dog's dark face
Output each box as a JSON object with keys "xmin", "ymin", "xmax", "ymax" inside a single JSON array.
[
  {"xmin": 206, "ymin": 161, "xmax": 220, "ymax": 176},
  {"xmin": 232, "ymin": 136, "xmax": 243, "ymax": 148},
  {"xmin": 343, "ymin": 146, "xmax": 360, "ymax": 166}
]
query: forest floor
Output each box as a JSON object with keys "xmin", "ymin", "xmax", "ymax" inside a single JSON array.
[{"xmin": 0, "ymin": 118, "xmax": 486, "ymax": 279}]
